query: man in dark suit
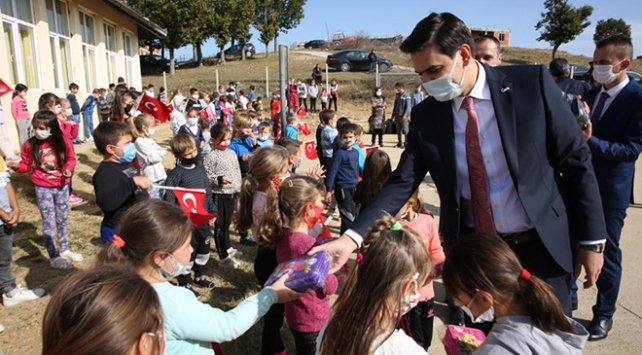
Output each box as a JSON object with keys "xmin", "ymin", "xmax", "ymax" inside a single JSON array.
[
  {"xmin": 311, "ymin": 12, "xmax": 606, "ymax": 317},
  {"xmin": 550, "ymin": 57, "xmax": 590, "ymax": 97},
  {"xmin": 583, "ymin": 35, "xmax": 642, "ymax": 341}
]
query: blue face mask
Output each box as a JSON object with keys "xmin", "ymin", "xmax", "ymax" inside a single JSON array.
[
  {"xmin": 422, "ymin": 52, "xmax": 467, "ymax": 102},
  {"xmin": 293, "ymin": 159, "xmax": 302, "ymax": 170},
  {"xmin": 115, "ymin": 143, "xmax": 137, "ymax": 164}
]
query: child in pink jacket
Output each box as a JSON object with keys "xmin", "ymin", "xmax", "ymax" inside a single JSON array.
[
  {"xmin": 398, "ymin": 189, "xmax": 446, "ymax": 351},
  {"xmin": 11, "ymin": 84, "xmax": 30, "ymax": 146}
]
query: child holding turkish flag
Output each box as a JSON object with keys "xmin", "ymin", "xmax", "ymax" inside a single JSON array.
[{"xmin": 163, "ymin": 133, "xmax": 217, "ymax": 293}]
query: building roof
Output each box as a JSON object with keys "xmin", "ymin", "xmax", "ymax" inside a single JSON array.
[
  {"xmin": 102, "ymin": 0, "xmax": 167, "ymax": 39},
  {"xmin": 470, "ymin": 27, "xmax": 510, "ymax": 33}
]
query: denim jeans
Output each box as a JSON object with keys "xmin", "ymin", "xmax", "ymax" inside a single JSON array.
[
  {"xmin": 83, "ymin": 112, "xmax": 94, "ymax": 139},
  {"xmin": 0, "ymin": 224, "xmax": 16, "ymax": 294}
]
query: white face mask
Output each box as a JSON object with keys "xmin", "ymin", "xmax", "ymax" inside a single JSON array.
[
  {"xmin": 375, "ymin": 90, "xmax": 382, "ymax": 96},
  {"xmin": 422, "ymin": 52, "xmax": 467, "ymax": 102},
  {"xmin": 158, "ymin": 254, "xmax": 190, "ymax": 280},
  {"xmin": 592, "ymin": 62, "xmax": 622, "ymax": 85},
  {"xmin": 460, "ymin": 291, "xmax": 495, "ymax": 323},
  {"xmin": 65, "ymin": 108, "xmax": 73, "ymax": 117},
  {"xmin": 53, "ymin": 106, "xmax": 63, "ymax": 115},
  {"xmin": 187, "ymin": 117, "xmax": 198, "ymax": 126},
  {"xmin": 399, "ymin": 273, "xmax": 421, "ymax": 316},
  {"xmin": 35, "ymin": 129, "xmax": 51, "ymax": 140},
  {"xmin": 192, "ymin": 94, "xmax": 199, "ymax": 100},
  {"xmin": 146, "ymin": 127, "xmax": 156, "ymax": 137},
  {"xmin": 343, "ymin": 138, "xmax": 355, "ymax": 147}
]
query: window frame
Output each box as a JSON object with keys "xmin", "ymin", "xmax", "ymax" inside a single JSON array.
[{"xmin": 1, "ymin": 0, "xmax": 41, "ymax": 88}]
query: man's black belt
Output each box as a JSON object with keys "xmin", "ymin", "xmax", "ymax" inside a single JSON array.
[{"xmin": 498, "ymin": 229, "xmax": 536, "ymax": 246}]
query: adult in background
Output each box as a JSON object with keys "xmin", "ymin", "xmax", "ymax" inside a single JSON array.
[
  {"xmin": 391, "ymin": 82, "xmax": 411, "ymax": 148},
  {"xmin": 312, "ymin": 64, "xmax": 323, "ymax": 84},
  {"xmin": 583, "ymin": 35, "xmax": 642, "ymax": 341},
  {"xmin": 474, "ymin": 35, "xmax": 502, "ymax": 67},
  {"xmin": 549, "ymin": 57, "xmax": 590, "ymax": 97},
  {"xmin": 368, "ymin": 49, "xmax": 378, "ymax": 73},
  {"xmin": 312, "ymin": 12, "xmax": 606, "ymax": 319}
]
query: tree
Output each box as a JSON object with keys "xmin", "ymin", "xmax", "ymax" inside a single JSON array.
[
  {"xmin": 594, "ymin": 18, "xmax": 632, "ymax": 43},
  {"xmin": 535, "ymin": 0, "xmax": 593, "ymax": 59},
  {"xmin": 228, "ymin": 0, "xmax": 256, "ymax": 61},
  {"xmin": 273, "ymin": 0, "xmax": 306, "ymax": 52},
  {"xmin": 254, "ymin": 0, "xmax": 280, "ymax": 57}
]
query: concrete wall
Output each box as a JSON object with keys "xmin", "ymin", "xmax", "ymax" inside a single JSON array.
[{"xmin": 0, "ymin": 0, "xmax": 144, "ymax": 154}]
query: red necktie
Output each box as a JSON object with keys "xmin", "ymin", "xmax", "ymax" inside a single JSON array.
[{"xmin": 463, "ymin": 97, "xmax": 497, "ymax": 236}]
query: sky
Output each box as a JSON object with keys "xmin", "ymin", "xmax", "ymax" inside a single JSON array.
[{"xmin": 175, "ymin": 0, "xmax": 642, "ymax": 60}]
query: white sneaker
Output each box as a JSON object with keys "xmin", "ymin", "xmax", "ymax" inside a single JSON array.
[
  {"xmin": 3, "ymin": 286, "xmax": 45, "ymax": 307},
  {"xmin": 61, "ymin": 250, "xmax": 84, "ymax": 262},
  {"xmin": 0, "ymin": 323, "xmax": 4, "ymax": 333},
  {"xmin": 227, "ymin": 247, "xmax": 243, "ymax": 257},
  {"xmin": 50, "ymin": 257, "xmax": 74, "ymax": 269},
  {"xmin": 221, "ymin": 257, "xmax": 240, "ymax": 269}
]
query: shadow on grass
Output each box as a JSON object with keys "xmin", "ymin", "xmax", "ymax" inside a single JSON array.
[{"xmin": 76, "ymin": 152, "xmax": 101, "ymax": 171}]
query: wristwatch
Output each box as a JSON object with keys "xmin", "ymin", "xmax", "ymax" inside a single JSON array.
[{"xmin": 578, "ymin": 243, "xmax": 606, "ymax": 253}]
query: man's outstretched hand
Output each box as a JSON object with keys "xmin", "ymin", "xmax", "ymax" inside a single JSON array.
[{"xmin": 308, "ymin": 234, "xmax": 359, "ymax": 274}]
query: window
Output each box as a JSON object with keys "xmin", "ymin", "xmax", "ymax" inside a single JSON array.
[
  {"xmin": 122, "ymin": 31, "xmax": 134, "ymax": 84},
  {"xmin": 78, "ymin": 10, "xmax": 95, "ymax": 45},
  {"xmin": 45, "ymin": 0, "xmax": 69, "ymax": 36},
  {"xmin": 499, "ymin": 33, "xmax": 505, "ymax": 42},
  {"xmin": 45, "ymin": 0, "xmax": 72, "ymax": 89},
  {"xmin": 79, "ymin": 11, "xmax": 97, "ymax": 90},
  {"xmin": 104, "ymin": 23, "xmax": 116, "ymax": 51},
  {"xmin": 1, "ymin": 0, "xmax": 39, "ymax": 87}
]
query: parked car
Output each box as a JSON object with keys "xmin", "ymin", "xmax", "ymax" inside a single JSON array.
[
  {"xmin": 572, "ymin": 67, "xmax": 642, "ymax": 85},
  {"xmin": 216, "ymin": 43, "xmax": 256, "ymax": 59},
  {"xmin": 140, "ymin": 55, "xmax": 176, "ymax": 75},
  {"xmin": 304, "ymin": 40, "xmax": 327, "ymax": 49},
  {"xmin": 326, "ymin": 49, "xmax": 393, "ymax": 72}
]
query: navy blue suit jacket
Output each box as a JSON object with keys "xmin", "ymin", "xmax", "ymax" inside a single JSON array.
[
  {"xmin": 586, "ymin": 80, "xmax": 642, "ymax": 210},
  {"xmin": 351, "ymin": 64, "xmax": 607, "ymax": 272}
]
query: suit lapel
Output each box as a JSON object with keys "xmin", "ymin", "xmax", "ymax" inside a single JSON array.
[
  {"xmin": 486, "ymin": 67, "xmax": 520, "ymax": 186},
  {"xmin": 594, "ymin": 81, "xmax": 632, "ymax": 130}
]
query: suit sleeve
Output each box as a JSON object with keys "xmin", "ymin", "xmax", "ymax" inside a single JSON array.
[
  {"xmin": 587, "ymin": 104, "xmax": 642, "ymax": 162},
  {"xmin": 539, "ymin": 65, "xmax": 607, "ymax": 243},
  {"xmin": 349, "ymin": 110, "xmax": 429, "ymax": 238}
]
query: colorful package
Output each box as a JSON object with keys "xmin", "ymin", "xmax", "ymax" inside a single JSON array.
[
  {"xmin": 264, "ymin": 251, "xmax": 330, "ymax": 293},
  {"xmin": 442, "ymin": 325, "xmax": 486, "ymax": 355}
]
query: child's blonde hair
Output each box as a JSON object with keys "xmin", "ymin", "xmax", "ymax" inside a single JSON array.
[
  {"xmin": 237, "ymin": 146, "xmax": 290, "ymax": 240},
  {"xmin": 258, "ymin": 176, "xmax": 325, "ymax": 248},
  {"xmin": 233, "ymin": 111, "xmax": 252, "ymax": 130},
  {"xmin": 319, "ymin": 216, "xmax": 431, "ymax": 355},
  {"xmin": 133, "ymin": 114, "xmax": 154, "ymax": 138}
]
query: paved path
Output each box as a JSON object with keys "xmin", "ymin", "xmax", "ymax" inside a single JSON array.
[{"xmin": 300, "ymin": 133, "xmax": 642, "ymax": 354}]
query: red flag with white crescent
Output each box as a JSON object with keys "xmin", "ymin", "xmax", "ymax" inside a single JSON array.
[
  {"xmin": 365, "ymin": 146, "xmax": 379, "ymax": 156},
  {"xmin": 304, "ymin": 140, "xmax": 317, "ymax": 160},
  {"xmin": 139, "ymin": 93, "xmax": 171, "ymax": 122},
  {"xmin": 172, "ymin": 187, "xmax": 215, "ymax": 226},
  {"xmin": 0, "ymin": 78, "xmax": 11, "ymax": 97}
]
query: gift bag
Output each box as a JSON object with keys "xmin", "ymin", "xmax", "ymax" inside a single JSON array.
[
  {"xmin": 442, "ymin": 325, "xmax": 486, "ymax": 355},
  {"xmin": 264, "ymin": 251, "xmax": 330, "ymax": 293}
]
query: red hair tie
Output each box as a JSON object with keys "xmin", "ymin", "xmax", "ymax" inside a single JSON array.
[
  {"xmin": 519, "ymin": 268, "xmax": 531, "ymax": 281},
  {"xmin": 112, "ymin": 234, "xmax": 126, "ymax": 248},
  {"xmin": 355, "ymin": 252, "xmax": 364, "ymax": 264}
]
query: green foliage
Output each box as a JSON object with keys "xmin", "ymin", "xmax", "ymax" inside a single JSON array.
[
  {"xmin": 594, "ymin": 18, "xmax": 632, "ymax": 43},
  {"xmin": 535, "ymin": 0, "xmax": 593, "ymax": 59},
  {"xmin": 127, "ymin": 0, "xmax": 192, "ymax": 50}
]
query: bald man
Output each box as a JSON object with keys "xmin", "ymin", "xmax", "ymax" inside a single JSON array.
[{"xmin": 474, "ymin": 35, "xmax": 502, "ymax": 67}]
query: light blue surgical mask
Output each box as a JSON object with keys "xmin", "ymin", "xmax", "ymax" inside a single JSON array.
[
  {"xmin": 113, "ymin": 142, "xmax": 137, "ymax": 164},
  {"xmin": 159, "ymin": 254, "xmax": 190, "ymax": 280},
  {"xmin": 422, "ymin": 52, "xmax": 467, "ymax": 102}
]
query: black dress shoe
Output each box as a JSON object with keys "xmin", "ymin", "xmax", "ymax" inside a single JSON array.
[{"xmin": 588, "ymin": 318, "xmax": 613, "ymax": 341}]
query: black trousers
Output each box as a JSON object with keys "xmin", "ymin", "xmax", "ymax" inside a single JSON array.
[
  {"xmin": 254, "ymin": 247, "xmax": 285, "ymax": 354},
  {"xmin": 191, "ymin": 224, "xmax": 211, "ymax": 279},
  {"xmin": 407, "ymin": 299, "xmax": 434, "ymax": 349},
  {"xmin": 309, "ymin": 97, "xmax": 317, "ymax": 112},
  {"xmin": 299, "ymin": 97, "xmax": 308, "ymax": 111},
  {"xmin": 335, "ymin": 186, "xmax": 358, "ymax": 234},
  {"xmin": 321, "ymin": 101, "xmax": 327, "ymax": 110},
  {"xmin": 371, "ymin": 128, "xmax": 384, "ymax": 146},
  {"xmin": 213, "ymin": 194, "xmax": 234, "ymax": 260},
  {"xmin": 290, "ymin": 328, "xmax": 319, "ymax": 355},
  {"xmin": 329, "ymin": 96, "xmax": 338, "ymax": 111}
]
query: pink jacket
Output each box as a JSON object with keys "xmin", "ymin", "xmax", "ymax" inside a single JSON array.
[
  {"xmin": 11, "ymin": 96, "xmax": 30, "ymax": 120},
  {"xmin": 401, "ymin": 213, "xmax": 445, "ymax": 301},
  {"xmin": 277, "ymin": 230, "xmax": 338, "ymax": 333},
  {"xmin": 16, "ymin": 137, "xmax": 76, "ymax": 187}
]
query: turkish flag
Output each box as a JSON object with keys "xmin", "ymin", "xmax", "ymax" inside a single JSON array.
[
  {"xmin": 365, "ymin": 146, "xmax": 379, "ymax": 156},
  {"xmin": 139, "ymin": 94, "xmax": 171, "ymax": 122},
  {"xmin": 297, "ymin": 122, "xmax": 311, "ymax": 136},
  {"xmin": 304, "ymin": 140, "xmax": 317, "ymax": 160},
  {"xmin": 0, "ymin": 78, "xmax": 11, "ymax": 97},
  {"xmin": 172, "ymin": 187, "xmax": 216, "ymax": 226}
]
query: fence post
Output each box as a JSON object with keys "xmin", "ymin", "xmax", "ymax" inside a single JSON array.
[
  {"xmin": 265, "ymin": 66, "xmax": 269, "ymax": 98},
  {"xmin": 375, "ymin": 64, "xmax": 380, "ymax": 87},
  {"xmin": 215, "ymin": 69, "xmax": 219, "ymax": 91},
  {"xmin": 279, "ymin": 45, "xmax": 288, "ymax": 134},
  {"xmin": 325, "ymin": 64, "xmax": 329, "ymax": 91},
  {"xmin": 162, "ymin": 71, "xmax": 167, "ymax": 103}
]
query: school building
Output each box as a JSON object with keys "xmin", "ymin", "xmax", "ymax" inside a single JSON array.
[
  {"xmin": 470, "ymin": 27, "xmax": 511, "ymax": 47},
  {"xmin": 0, "ymin": 0, "xmax": 165, "ymax": 151}
]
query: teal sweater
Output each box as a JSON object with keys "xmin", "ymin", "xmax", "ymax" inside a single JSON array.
[{"xmin": 152, "ymin": 282, "xmax": 278, "ymax": 354}]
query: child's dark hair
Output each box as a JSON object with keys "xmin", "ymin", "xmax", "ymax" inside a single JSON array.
[
  {"xmin": 186, "ymin": 107, "xmax": 199, "ymax": 118},
  {"xmin": 93, "ymin": 121, "xmax": 132, "ymax": 156},
  {"xmin": 210, "ymin": 122, "xmax": 232, "ymax": 145},
  {"xmin": 42, "ymin": 265, "xmax": 164, "ymax": 355},
  {"xmin": 38, "ymin": 92, "xmax": 60, "ymax": 111},
  {"xmin": 442, "ymin": 234, "xmax": 575, "ymax": 334},
  {"xmin": 12, "ymin": 83, "xmax": 27, "ymax": 98},
  {"xmin": 97, "ymin": 199, "xmax": 193, "ymax": 268},
  {"xmin": 28, "ymin": 110, "xmax": 67, "ymax": 170},
  {"xmin": 237, "ymin": 146, "xmax": 290, "ymax": 237},
  {"xmin": 286, "ymin": 115, "xmax": 297, "ymax": 124},
  {"xmin": 320, "ymin": 216, "xmax": 430, "ymax": 355},
  {"xmin": 336, "ymin": 117, "xmax": 350, "ymax": 131},
  {"xmin": 355, "ymin": 150, "xmax": 391, "ymax": 207},
  {"xmin": 339, "ymin": 122, "xmax": 358, "ymax": 137},
  {"xmin": 69, "ymin": 83, "xmax": 79, "ymax": 90},
  {"xmin": 257, "ymin": 121, "xmax": 271, "ymax": 132},
  {"xmin": 319, "ymin": 109, "xmax": 336, "ymax": 124},
  {"xmin": 190, "ymin": 87, "xmax": 198, "ymax": 95},
  {"xmin": 258, "ymin": 176, "xmax": 325, "ymax": 248},
  {"xmin": 276, "ymin": 137, "xmax": 301, "ymax": 156},
  {"xmin": 354, "ymin": 124, "xmax": 363, "ymax": 136},
  {"xmin": 169, "ymin": 133, "xmax": 195, "ymax": 158}
]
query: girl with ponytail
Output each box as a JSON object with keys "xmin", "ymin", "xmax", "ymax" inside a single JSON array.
[
  {"xmin": 442, "ymin": 233, "xmax": 589, "ymax": 354},
  {"xmin": 318, "ymin": 216, "xmax": 431, "ymax": 355}
]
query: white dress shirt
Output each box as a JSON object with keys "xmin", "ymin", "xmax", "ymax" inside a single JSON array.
[
  {"xmin": 592, "ymin": 76, "xmax": 630, "ymax": 120},
  {"xmin": 452, "ymin": 63, "xmax": 532, "ymax": 234}
]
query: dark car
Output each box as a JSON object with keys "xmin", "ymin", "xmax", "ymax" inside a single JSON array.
[
  {"xmin": 326, "ymin": 49, "xmax": 393, "ymax": 72},
  {"xmin": 140, "ymin": 55, "xmax": 174, "ymax": 75},
  {"xmin": 217, "ymin": 43, "xmax": 256, "ymax": 59},
  {"xmin": 304, "ymin": 40, "xmax": 327, "ymax": 49},
  {"xmin": 572, "ymin": 67, "xmax": 642, "ymax": 86}
]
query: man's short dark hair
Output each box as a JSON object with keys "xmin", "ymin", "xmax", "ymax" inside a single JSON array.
[
  {"xmin": 93, "ymin": 121, "xmax": 132, "ymax": 156},
  {"xmin": 400, "ymin": 12, "xmax": 474, "ymax": 57},
  {"xmin": 475, "ymin": 35, "xmax": 501, "ymax": 51},
  {"xmin": 339, "ymin": 123, "xmax": 359, "ymax": 137},
  {"xmin": 549, "ymin": 58, "xmax": 571, "ymax": 77},
  {"xmin": 596, "ymin": 35, "xmax": 633, "ymax": 60}
]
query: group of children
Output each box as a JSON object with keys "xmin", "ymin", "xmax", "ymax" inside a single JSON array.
[{"xmin": 1, "ymin": 79, "xmax": 589, "ymax": 354}]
